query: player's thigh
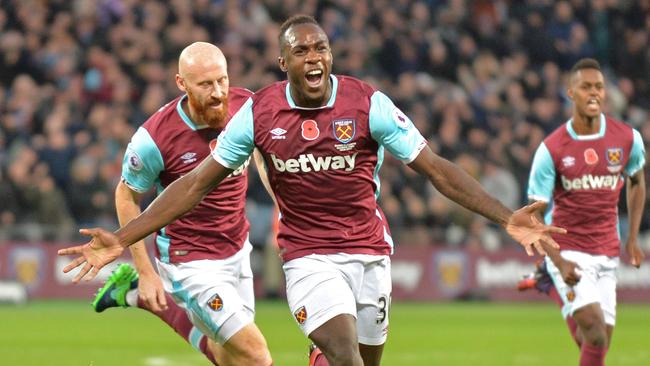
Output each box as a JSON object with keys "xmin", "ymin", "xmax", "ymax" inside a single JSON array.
[
  {"xmin": 550, "ymin": 252, "xmax": 601, "ymax": 317},
  {"xmin": 283, "ymin": 255, "xmax": 357, "ymax": 338},
  {"xmin": 356, "ymin": 256, "xmax": 391, "ymax": 347},
  {"xmin": 597, "ymin": 260, "xmax": 618, "ymax": 326},
  {"xmin": 236, "ymin": 242, "xmax": 256, "ymax": 320},
  {"xmin": 157, "ymin": 259, "xmax": 251, "ymax": 344}
]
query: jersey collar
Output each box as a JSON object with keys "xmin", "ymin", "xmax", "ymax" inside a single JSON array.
[
  {"xmin": 176, "ymin": 94, "xmax": 210, "ymax": 130},
  {"xmin": 285, "ymin": 74, "xmax": 338, "ymax": 110},
  {"xmin": 566, "ymin": 113, "xmax": 606, "ymax": 140}
]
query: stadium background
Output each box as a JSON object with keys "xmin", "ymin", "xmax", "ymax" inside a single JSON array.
[{"xmin": 1, "ymin": 0, "xmax": 649, "ymax": 365}]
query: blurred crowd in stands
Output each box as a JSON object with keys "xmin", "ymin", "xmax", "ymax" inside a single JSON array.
[{"xmin": 1, "ymin": 0, "xmax": 649, "ymax": 252}]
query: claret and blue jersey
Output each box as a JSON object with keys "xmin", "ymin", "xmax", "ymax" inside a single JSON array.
[
  {"xmin": 214, "ymin": 75, "xmax": 427, "ymax": 261},
  {"xmin": 528, "ymin": 114, "xmax": 645, "ymax": 257},
  {"xmin": 121, "ymin": 87, "xmax": 253, "ymax": 263}
]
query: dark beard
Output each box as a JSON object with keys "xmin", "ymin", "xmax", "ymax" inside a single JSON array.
[{"xmin": 187, "ymin": 93, "xmax": 229, "ymax": 129}]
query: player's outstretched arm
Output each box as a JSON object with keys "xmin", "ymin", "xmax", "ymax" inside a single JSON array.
[
  {"xmin": 408, "ymin": 147, "xmax": 564, "ymax": 256},
  {"xmin": 58, "ymin": 157, "xmax": 233, "ymax": 282},
  {"xmin": 115, "ymin": 181, "xmax": 167, "ymax": 311},
  {"xmin": 625, "ymin": 169, "xmax": 646, "ymax": 268}
]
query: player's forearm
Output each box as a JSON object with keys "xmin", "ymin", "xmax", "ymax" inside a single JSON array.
[
  {"xmin": 115, "ymin": 184, "xmax": 157, "ymax": 273},
  {"xmin": 626, "ymin": 173, "xmax": 646, "ymax": 241},
  {"xmin": 422, "ymin": 155, "xmax": 512, "ymax": 226}
]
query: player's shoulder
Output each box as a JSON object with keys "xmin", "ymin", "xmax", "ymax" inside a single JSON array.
[
  {"xmin": 543, "ymin": 122, "xmax": 571, "ymax": 147},
  {"xmin": 604, "ymin": 115, "xmax": 634, "ymax": 135},
  {"xmin": 227, "ymin": 86, "xmax": 254, "ymax": 115},
  {"xmin": 228, "ymin": 86, "xmax": 254, "ymax": 100},
  {"xmin": 252, "ymin": 80, "xmax": 285, "ymax": 100},
  {"xmin": 336, "ymin": 74, "xmax": 376, "ymax": 96},
  {"xmin": 141, "ymin": 95, "xmax": 184, "ymax": 131}
]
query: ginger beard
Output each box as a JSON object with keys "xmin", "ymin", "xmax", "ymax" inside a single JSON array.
[{"xmin": 187, "ymin": 89, "xmax": 229, "ymax": 129}]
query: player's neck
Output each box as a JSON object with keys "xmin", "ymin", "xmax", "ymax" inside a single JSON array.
[
  {"xmin": 182, "ymin": 98, "xmax": 204, "ymax": 125},
  {"xmin": 290, "ymin": 80, "xmax": 332, "ymax": 108},
  {"xmin": 571, "ymin": 114, "xmax": 600, "ymax": 135}
]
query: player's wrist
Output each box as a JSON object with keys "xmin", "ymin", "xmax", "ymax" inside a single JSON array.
[{"xmin": 115, "ymin": 229, "xmax": 133, "ymax": 249}]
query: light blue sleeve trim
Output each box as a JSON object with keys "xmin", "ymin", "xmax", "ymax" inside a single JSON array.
[
  {"xmin": 369, "ymin": 91, "xmax": 426, "ymax": 163},
  {"xmin": 214, "ymin": 98, "xmax": 255, "ymax": 169},
  {"xmin": 527, "ymin": 143, "xmax": 555, "ymax": 203},
  {"xmin": 122, "ymin": 127, "xmax": 164, "ymax": 193},
  {"xmin": 625, "ymin": 129, "xmax": 646, "ymax": 176}
]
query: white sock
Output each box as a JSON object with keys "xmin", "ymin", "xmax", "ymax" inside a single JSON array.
[{"xmin": 126, "ymin": 290, "xmax": 139, "ymax": 307}]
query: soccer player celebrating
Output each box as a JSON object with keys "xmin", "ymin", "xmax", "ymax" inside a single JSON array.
[
  {"xmin": 59, "ymin": 16, "xmax": 564, "ymax": 366},
  {"xmin": 526, "ymin": 58, "xmax": 645, "ymax": 366},
  {"xmin": 91, "ymin": 42, "xmax": 272, "ymax": 366}
]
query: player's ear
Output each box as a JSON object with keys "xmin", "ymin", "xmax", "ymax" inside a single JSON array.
[
  {"xmin": 175, "ymin": 74, "xmax": 186, "ymax": 92},
  {"xmin": 278, "ymin": 56, "xmax": 288, "ymax": 73},
  {"xmin": 567, "ymin": 87, "xmax": 574, "ymax": 100}
]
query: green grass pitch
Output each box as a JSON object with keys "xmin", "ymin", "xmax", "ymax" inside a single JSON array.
[{"xmin": 1, "ymin": 300, "xmax": 648, "ymax": 365}]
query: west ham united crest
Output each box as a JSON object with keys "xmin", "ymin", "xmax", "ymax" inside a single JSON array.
[
  {"xmin": 566, "ymin": 289, "xmax": 576, "ymax": 302},
  {"xmin": 606, "ymin": 147, "xmax": 623, "ymax": 173},
  {"xmin": 207, "ymin": 293, "xmax": 223, "ymax": 311},
  {"xmin": 332, "ymin": 119, "xmax": 355, "ymax": 144},
  {"xmin": 294, "ymin": 306, "xmax": 308, "ymax": 325}
]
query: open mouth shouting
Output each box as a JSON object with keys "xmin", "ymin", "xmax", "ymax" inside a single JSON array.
[
  {"xmin": 305, "ymin": 69, "xmax": 324, "ymax": 89},
  {"xmin": 586, "ymin": 97, "xmax": 600, "ymax": 113}
]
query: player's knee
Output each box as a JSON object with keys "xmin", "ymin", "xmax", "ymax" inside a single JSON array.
[
  {"xmin": 225, "ymin": 329, "xmax": 272, "ymax": 365},
  {"xmin": 238, "ymin": 347, "xmax": 272, "ymax": 366},
  {"xmin": 578, "ymin": 316, "xmax": 607, "ymax": 346}
]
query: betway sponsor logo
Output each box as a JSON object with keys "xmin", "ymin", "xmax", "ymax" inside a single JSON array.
[
  {"xmin": 271, "ymin": 153, "xmax": 357, "ymax": 173},
  {"xmin": 561, "ymin": 174, "xmax": 620, "ymax": 191}
]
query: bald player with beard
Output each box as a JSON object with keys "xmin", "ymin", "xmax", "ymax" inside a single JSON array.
[{"xmin": 90, "ymin": 42, "xmax": 273, "ymax": 366}]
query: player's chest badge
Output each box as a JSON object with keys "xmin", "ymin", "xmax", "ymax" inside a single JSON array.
[
  {"xmin": 606, "ymin": 147, "xmax": 623, "ymax": 173},
  {"xmin": 332, "ymin": 119, "xmax": 355, "ymax": 143},
  {"xmin": 583, "ymin": 148, "xmax": 599, "ymax": 165},
  {"xmin": 332, "ymin": 118, "xmax": 357, "ymax": 152},
  {"xmin": 301, "ymin": 120, "xmax": 320, "ymax": 141}
]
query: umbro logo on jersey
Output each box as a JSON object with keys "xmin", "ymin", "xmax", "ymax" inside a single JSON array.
[
  {"xmin": 181, "ymin": 152, "xmax": 197, "ymax": 164},
  {"xmin": 270, "ymin": 127, "xmax": 287, "ymax": 140},
  {"xmin": 562, "ymin": 156, "xmax": 575, "ymax": 168}
]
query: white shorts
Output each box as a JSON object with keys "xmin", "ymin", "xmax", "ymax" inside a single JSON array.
[
  {"xmin": 283, "ymin": 253, "xmax": 391, "ymax": 346},
  {"xmin": 545, "ymin": 251, "xmax": 619, "ymax": 325},
  {"xmin": 156, "ymin": 241, "xmax": 255, "ymax": 344}
]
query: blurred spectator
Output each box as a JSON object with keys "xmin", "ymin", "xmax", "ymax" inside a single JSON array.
[{"xmin": 0, "ymin": 0, "xmax": 648, "ymax": 251}]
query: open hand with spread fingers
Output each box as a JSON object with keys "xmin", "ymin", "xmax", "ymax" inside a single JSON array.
[
  {"xmin": 57, "ymin": 228, "xmax": 125, "ymax": 283},
  {"xmin": 506, "ymin": 201, "xmax": 567, "ymax": 256}
]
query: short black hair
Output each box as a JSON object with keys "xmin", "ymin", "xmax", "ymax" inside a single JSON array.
[
  {"xmin": 570, "ymin": 58, "xmax": 601, "ymax": 74},
  {"xmin": 278, "ymin": 14, "xmax": 321, "ymax": 53}
]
